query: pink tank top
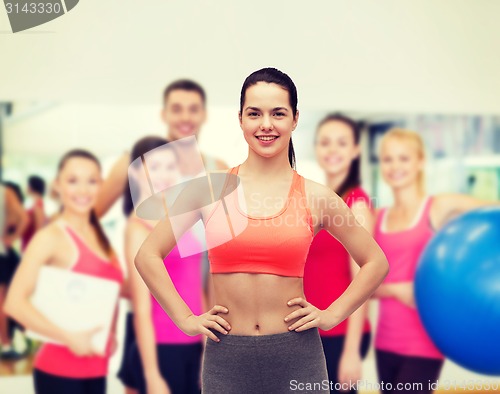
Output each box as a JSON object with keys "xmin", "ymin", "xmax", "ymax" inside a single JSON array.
[
  {"xmin": 135, "ymin": 219, "xmax": 203, "ymax": 344},
  {"xmin": 374, "ymin": 197, "xmax": 443, "ymax": 359},
  {"xmin": 35, "ymin": 224, "xmax": 123, "ymax": 378}
]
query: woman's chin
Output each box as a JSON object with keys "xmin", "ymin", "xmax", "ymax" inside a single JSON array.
[
  {"xmin": 251, "ymin": 145, "xmax": 285, "ymax": 159},
  {"xmin": 386, "ymin": 179, "xmax": 412, "ymax": 190},
  {"xmin": 322, "ymin": 164, "xmax": 348, "ymax": 177},
  {"xmin": 65, "ymin": 204, "xmax": 94, "ymax": 215}
]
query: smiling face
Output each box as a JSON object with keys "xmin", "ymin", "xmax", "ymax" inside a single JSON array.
[
  {"xmin": 380, "ymin": 135, "xmax": 424, "ymax": 190},
  {"xmin": 161, "ymin": 89, "xmax": 207, "ymax": 140},
  {"xmin": 315, "ymin": 120, "xmax": 360, "ymax": 176},
  {"xmin": 55, "ymin": 157, "xmax": 102, "ymax": 216},
  {"xmin": 129, "ymin": 147, "xmax": 180, "ymax": 202},
  {"xmin": 239, "ymin": 82, "xmax": 298, "ymax": 160}
]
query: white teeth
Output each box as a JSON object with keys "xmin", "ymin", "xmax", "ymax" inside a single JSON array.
[{"xmin": 257, "ymin": 136, "xmax": 278, "ymax": 141}]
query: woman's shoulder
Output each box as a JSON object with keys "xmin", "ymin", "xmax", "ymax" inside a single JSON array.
[
  {"xmin": 37, "ymin": 220, "xmax": 66, "ymax": 239},
  {"xmin": 206, "ymin": 166, "xmax": 239, "ymax": 193},
  {"xmin": 23, "ymin": 220, "xmax": 68, "ymax": 255},
  {"xmin": 302, "ymin": 177, "xmax": 341, "ymax": 207}
]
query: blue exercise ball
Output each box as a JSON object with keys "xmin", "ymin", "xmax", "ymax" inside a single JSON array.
[{"xmin": 415, "ymin": 206, "xmax": 500, "ymax": 375}]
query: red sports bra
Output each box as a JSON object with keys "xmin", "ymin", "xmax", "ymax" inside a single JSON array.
[{"xmin": 205, "ymin": 165, "xmax": 313, "ymax": 278}]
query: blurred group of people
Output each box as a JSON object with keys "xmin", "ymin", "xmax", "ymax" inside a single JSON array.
[{"xmin": 0, "ymin": 72, "xmax": 497, "ymax": 394}]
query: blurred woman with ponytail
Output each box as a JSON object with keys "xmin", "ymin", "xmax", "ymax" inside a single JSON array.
[
  {"xmin": 304, "ymin": 114, "xmax": 373, "ymax": 393},
  {"xmin": 4, "ymin": 149, "xmax": 123, "ymax": 394}
]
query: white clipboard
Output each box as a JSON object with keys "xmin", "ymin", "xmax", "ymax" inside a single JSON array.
[{"xmin": 26, "ymin": 266, "xmax": 120, "ymax": 354}]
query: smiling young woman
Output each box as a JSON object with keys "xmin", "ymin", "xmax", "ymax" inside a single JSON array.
[
  {"xmin": 304, "ymin": 114, "xmax": 374, "ymax": 394},
  {"xmin": 134, "ymin": 68, "xmax": 389, "ymax": 394},
  {"xmin": 372, "ymin": 128, "xmax": 499, "ymax": 394},
  {"xmin": 4, "ymin": 150, "xmax": 123, "ymax": 394}
]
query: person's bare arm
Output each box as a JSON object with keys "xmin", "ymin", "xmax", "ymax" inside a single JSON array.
[
  {"xmin": 338, "ymin": 200, "xmax": 374, "ymax": 388},
  {"xmin": 4, "ymin": 226, "xmax": 101, "ymax": 356},
  {"xmin": 286, "ymin": 183, "xmax": 389, "ymax": 332},
  {"xmin": 3, "ymin": 187, "xmax": 28, "ymax": 247},
  {"xmin": 374, "ymin": 194, "xmax": 499, "ymax": 307},
  {"xmin": 95, "ymin": 153, "xmax": 129, "ymax": 218},
  {"xmin": 126, "ymin": 220, "xmax": 170, "ymax": 393},
  {"xmin": 432, "ymin": 193, "xmax": 500, "ymax": 230},
  {"xmin": 372, "ymin": 283, "xmax": 396, "ymax": 299}
]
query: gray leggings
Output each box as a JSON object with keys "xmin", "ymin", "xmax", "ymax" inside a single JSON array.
[{"xmin": 202, "ymin": 327, "xmax": 330, "ymax": 394}]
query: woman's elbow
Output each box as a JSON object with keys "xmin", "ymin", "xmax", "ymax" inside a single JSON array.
[
  {"xmin": 134, "ymin": 248, "xmax": 145, "ymax": 273},
  {"xmin": 379, "ymin": 256, "xmax": 390, "ymax": 279}
]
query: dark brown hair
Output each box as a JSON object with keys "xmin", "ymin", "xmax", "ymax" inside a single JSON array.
[
  {"xmin": 316, "ymin": 113, "xmax": 363, "ymax": 198},
  {"xmin": 240, "ymin": 67, "xmax": 298, "ymax": 169},
  {"xmin": 163, "ymin": 79, "xmax": 206, "ymax": 107},
  {"xmin": 123, "ymin": 136, "xmax": 170, "ymax": 216}
]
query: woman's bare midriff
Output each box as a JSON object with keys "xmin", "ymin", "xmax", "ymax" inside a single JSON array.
[{"xmin": 211, "ymin": 273, "xmax": 305, "ymax": 335}]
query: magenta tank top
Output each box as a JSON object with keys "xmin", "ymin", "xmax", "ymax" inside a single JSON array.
[
  {"xmin": 35, "ymin": 223, "xmax": 123, "ymax": 378},
  {"xmin": 135, "ymin": 219, "xmax": 203, "ymax": 344},
  {"xmin": 374, "ymin": 197, "xmax": 443, "ymax": 359}
]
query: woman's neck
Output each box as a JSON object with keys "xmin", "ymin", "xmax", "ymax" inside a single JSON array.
[
  {"xmin": 391, "ymin": 183, "xmax": 426, "ymax": 210},
  {"xmin": 242, "ymin": 148, "xmax": 292, "ymax": 179},
  {"xmin": 325, "ymin": 168, "xmax": 349, "ymax": 194},
  {"xmin": 61, "ymin": 210, "xmax": 92, "ymax": 232}
]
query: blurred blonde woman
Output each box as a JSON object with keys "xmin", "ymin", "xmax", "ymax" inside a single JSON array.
[{"xmin": 373, "ymin": 128, "xmax": 496, "ymax": 394}]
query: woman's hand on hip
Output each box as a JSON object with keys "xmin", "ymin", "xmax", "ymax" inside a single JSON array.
[
  {"xmin": 178, "ymin": 305, "xmax": 231, "ymax": 342},
  {"xmin": 284, "ymin": 297, "xmax": 339, "ymax": 332}
]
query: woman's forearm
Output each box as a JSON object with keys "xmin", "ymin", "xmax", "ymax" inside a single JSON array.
[
  {"xmin": 134, "ymin": 308, "xmax": 162, "ymax": 380},
  {"xmin": 342, "ymin": 302, "xmax": 367, "ymax": 354},
  {"xmin": 372, "ymin": 283, "xmax": 395, "ymax": 299},
  {"xmin": 4, "ymin": 298, "xmax": 70, "ymax": 345}
]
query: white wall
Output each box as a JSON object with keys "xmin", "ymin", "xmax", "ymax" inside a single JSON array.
[{"xmin": 0, "ymin": 0, "xmax": 499, "ymax": 114}]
